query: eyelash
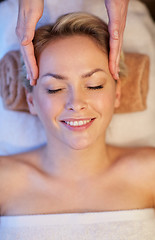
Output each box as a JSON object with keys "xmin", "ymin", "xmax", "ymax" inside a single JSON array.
[
  {"xmin": 87, "ymin": 85, "xmax": 104, "ymax": 90},
  {"xmin": 46, "ymin": 89, "xmax": 62, "ymax": 94},
  {"xmin": 46, "ymin": 85, "xmax": 104, "ymax": 94}
]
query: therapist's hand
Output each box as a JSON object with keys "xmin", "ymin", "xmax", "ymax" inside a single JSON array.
[
  {"xmin": 105, "ymin": 0, "xmax": 129, "ymax": 80},
  {"xmin": 16, "ymin": 0, "xmax": 44, "ymax": 85}
]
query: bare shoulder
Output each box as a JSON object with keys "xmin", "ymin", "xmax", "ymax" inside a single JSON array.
[
  {"xmin": 0, "ymin": 151, "xmax": 35, "ymax": 172},
  {"xmin": 121, "ymin": 146, "xmax": 155, "ymax": 178},
  {"xmin": 108, "ymin": 144, "xmax": 155, "ymax": 183},
  {"xmin": 108, "ymin": 144, "xmax": 155, "ymax": 196},
  {"xmin": 0, "ymin": 154, "xmax": 27, "ymax": 196},
  {"xmin": 0, "ymin": 155, "xmax": 21, "ymax": 181},
  {"xmin": 0, "ymin": 147, "xmax": 42, "ymax": 171},
  {"xmin": 108, "ymin": 144, "xmax": 155, "ymax": 164},
  {"xmin": 0, "ymin": 150, "xmax": 39, "ymax": 207},
  {"xmin": 0, "ymin": 155, "xmax": 18, "ymax": 210},
  {"xmin": 124, "ymin": 146, "xmax": 155, "ymax": 160},
  {"xmin": 124, "ymin": 146, "xmax": 155, "ymax": 205}
]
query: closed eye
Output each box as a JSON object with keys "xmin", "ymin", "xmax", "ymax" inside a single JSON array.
[
  {"xmin": 87, "ymin": 85, "xmax": 104, "ymax": 90},
  {"xmin": 46, "ymin": 89, "xmax": 63, "ymax": 94}
]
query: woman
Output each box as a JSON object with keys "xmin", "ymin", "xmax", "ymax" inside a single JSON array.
[
  {"xmin": 0, "ymin": 12, "xmax": 155, "ymax": 240},
  {"xmin": 16, "ymin": 0, "xmax": 129, "ymax": 84}
]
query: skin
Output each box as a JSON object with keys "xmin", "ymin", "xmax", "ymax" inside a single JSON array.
[
  {"xmin": 16, "ymin": 0, "xmax": 129, "ymax": 84},
  {"xmin": 105, "ymin": 0, "xmax": 129, "ymax": 79},
  {"xmin": 0, "ymin": 35, "xmax": 155, "ymax": 216},
  {"xmin": 16, "ymin": 0, "xmax": 44, "ymax": 84}
]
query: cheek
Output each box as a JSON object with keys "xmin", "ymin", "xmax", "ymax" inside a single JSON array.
[
  {"xmin": 33, "ymin": 92, "xmax": 64, "ymax": 123},
  {"xmin": 92, "ymin": 88, "xmax": 116, "ymax": 131},
  {"xmin": 93, "ymin": 89, "xmax": 116, "ymax": 114}
]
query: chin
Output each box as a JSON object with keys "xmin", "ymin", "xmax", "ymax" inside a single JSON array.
[{"xmin": 66, "ymin": 138, "xmax": 93, "ymax": 150}]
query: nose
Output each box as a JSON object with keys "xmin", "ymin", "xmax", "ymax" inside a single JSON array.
[{"xmin": 65, "ymin": 87, "xmax": 87, "ymax": 112}]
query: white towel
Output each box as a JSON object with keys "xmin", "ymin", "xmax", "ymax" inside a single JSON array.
[{"xmin": 1, "ymin": 209, "xmax": 155, "ymax": 240}]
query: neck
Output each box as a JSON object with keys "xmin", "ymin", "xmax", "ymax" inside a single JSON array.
[{"xmin": 39, "ymin": 138, "xmax": 110, "ymax": 182}]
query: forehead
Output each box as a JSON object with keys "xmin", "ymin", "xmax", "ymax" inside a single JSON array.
[{"xmin": 38, "ymin": 35, "xmax": 109, "ymax": 75}]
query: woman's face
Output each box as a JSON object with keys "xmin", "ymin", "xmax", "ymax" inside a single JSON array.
[{"xmin": 27, "ymin": 35, "xmax": 120, "ymax": 150}]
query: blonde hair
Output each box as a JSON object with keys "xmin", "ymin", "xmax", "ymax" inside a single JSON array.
[{"xmin": 23, "ymin": 12, "xmax": 126, "ymax": 92}]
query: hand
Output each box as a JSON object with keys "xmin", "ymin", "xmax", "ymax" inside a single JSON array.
[
  {"xmin": 16, "ymin": 0, "xmax": 44, "ymax": 85},
  {"xmin": 105, "ymin": 0, "xmax": 129, "ymax": 80}
]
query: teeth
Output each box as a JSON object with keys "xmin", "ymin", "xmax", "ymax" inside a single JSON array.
[
  {"xmin": 79, "ymin": 121, "xmax": 83, "ymax": 126},
  {"xmin": 65, "ymin": 119, "xmax": 92, "ymax": 126},
  {"xmin": 74, "ymin": 121, "xmax": 78, "ymax": 126}
]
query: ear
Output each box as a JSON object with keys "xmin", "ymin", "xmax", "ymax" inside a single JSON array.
[
  {"xmin": 26, "ymin": 91, "xmax": 37, "ymax": 115},
  {"xmin": 114, "ymin": 79, "xmax": 121, "ymax": 108}
]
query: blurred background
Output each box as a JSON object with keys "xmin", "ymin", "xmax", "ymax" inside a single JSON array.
[
  {"xmin": 140, "ymin": 0, "xmax": 155, "ymax": 20},
  {"xmin": 0, "ymin": 0, "xmax": 155, "ymax": 20}
]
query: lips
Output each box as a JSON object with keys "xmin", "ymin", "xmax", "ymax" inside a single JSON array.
[{"xmin": 60, "ymin": 118, "xmax": 95, "ymax": 131}]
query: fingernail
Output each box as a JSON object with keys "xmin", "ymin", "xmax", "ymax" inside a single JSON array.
[
  {"xmin": 30, "ymin": 79, "xmax": 34, "ymax": 86},
  {"xmin": 30, "ymin": 79, "xmax": 36, "ymax": 86},
  {"xmin": 116, "ymin": 73, "xmax": 119, "ymax": 79},
  {"xmin": 113, "ymin": 30, "xmax": 119, "ymax": 39},
  {"xmin": 27, "ymin": 73, "xmax": 30, "ymax": 80}
]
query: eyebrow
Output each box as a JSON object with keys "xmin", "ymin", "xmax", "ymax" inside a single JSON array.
[
  {"xmin": 41, "ymin": 73, "xmax": 67, "ymax": 80},
  {"xmin": 81, "ymin": 68, "xmax": 106, "ymax": 78},
  {"xmin": 40, "ymin": 68, "xmax": 106, "ymax": 81}
]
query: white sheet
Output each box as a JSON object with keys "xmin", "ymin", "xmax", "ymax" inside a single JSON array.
[{"xmin": 0, "ymin": 0, "xmax": 154, "ymax": 155}]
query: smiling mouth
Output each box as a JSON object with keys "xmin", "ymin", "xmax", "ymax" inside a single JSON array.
[{"xmin": 60, "ymin": 118, "xmax": 95, "ymax": 128}]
